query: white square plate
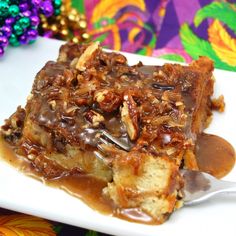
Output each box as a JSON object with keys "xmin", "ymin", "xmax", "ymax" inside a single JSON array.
[{"xmin": 0, "ymin": 37, "xmax": 236, "ymax": 236}]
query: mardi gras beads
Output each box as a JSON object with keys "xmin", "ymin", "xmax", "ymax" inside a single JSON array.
[
  {"xmin": 0, "ymin": 0, "xmax": 62, "ymax": 57},
  {"xmin": 38, "ymin": 0, "xmax": 90, "ymax": 44}
]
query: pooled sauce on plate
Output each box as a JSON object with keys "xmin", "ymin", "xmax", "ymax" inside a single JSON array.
[
  {"xmin": 0, "ymin": 137, "xmax": 113, "ymax": 215},
  {"xmin": 0, "ymin": 133, "xmax": 235, "ymax": 224},
  {"xmin": 115, "ymin": 208, "xmax": 156, "ymax": 224},
  {"xmin": 196, "ymin": 133, "xmax": 235, "ymax": 178}
]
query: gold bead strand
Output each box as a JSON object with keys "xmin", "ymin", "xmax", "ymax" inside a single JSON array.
[{"xmin": 38, "ymin": 0, "xmax": 90, "ymax": 43}]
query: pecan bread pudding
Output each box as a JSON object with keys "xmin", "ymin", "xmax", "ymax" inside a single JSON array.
[{"xmin": 1, "ymin": 42, "xmax": 215, "ymax": 224}]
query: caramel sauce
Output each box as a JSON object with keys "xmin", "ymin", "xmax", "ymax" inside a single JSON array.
[
  {"xmin": 0, "ymin": 138, "xmax": 154, "ymax": 224},
  {"xmin": 115, "ymin": 208, "xmax": 157, "ymax": 225},
  {"xmin": 196, "ymin": 133, "xmax": 236, "ymax": 178},
  {"xmin": 0, "ymin": 137, "xmax": 113, "ymax": 216},
  {"xmin": 48, "ymin": 175, "xmax": 113, "ymax": 214},
  {"xmin": 0, "ymin": 133, "xmax": 235, "ymax": 224},
  {"xmin": 0, "ymin": 138, "xmax": 157, "ymax": 224}
]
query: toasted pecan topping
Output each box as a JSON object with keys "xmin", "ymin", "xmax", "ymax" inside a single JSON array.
[
  {"xmin": 211, "ymin": 95, "xmax": 225, "ymax": 112},
  {"xmin": 94, "ymin": 89, "xmax": 122, "ymax": 112},
  {"xmin": 85, "ymin": 110, "xmax": 104, "ymax": 127},
  {"xmin": 121, "ymin": 91, "xmax": 139, "ymax": 140},
  {"xmin": 1, "ymin": 42, "xmax": 216, "ymax": 224},
  {"xmin": 75, "ymin": 41, "xmax": 100, "ymax": 71}
]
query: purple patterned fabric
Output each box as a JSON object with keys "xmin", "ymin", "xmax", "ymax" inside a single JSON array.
[{"xmin": 85, "ymin": 0, "xmax": 236, "ymax": 71}]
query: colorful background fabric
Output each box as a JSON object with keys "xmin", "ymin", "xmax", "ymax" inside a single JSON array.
[
  {"xmin": 82, "ymin": 0, "xmax": 236, "ymax": 71},
  {"xmin": 1, "ymin": 0, "xmax": 236, "ymax": 235}
]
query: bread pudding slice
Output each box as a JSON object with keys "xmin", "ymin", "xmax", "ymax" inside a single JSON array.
[{"xmin": 0, "ymin": 42, "xmax": 214, "ymax": 224}]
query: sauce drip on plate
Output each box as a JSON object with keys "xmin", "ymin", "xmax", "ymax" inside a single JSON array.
[
  {"xmin": 196, "ymin": 133, "xmax": 235, "ymax": 178},
  {"xmin": 0, "ymin": 137, "xmax": 113, "ymax": 215},
  {"xmin": 0, "ymin": 134, "xmax": 235, "ymax": 224}
]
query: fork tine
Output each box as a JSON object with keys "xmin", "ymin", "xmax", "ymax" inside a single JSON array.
[
  {"xmin": 94, "ymin": 130, "xmax": 131, "ymax": 167},
  {"xmin": 97, "ymin": 137, "xmax": 118, "ymax": 155},
  {"xmin": 99, "ymin": 137, "xmax": 110, "ymax": 145},
  {"xmin": 94, "ymin": 151, "xmax": 112, "ymax": 167},
  {"xmin": 101, "ymin": 130, "xmax": 130, "ymax": 151},
  {"xmin": 94, "ymin": 150, "xmax": 106, "ymax": 161},
  {"xmin": 97, "ymin": 143, "xmax": 107, "ymax": 153}
]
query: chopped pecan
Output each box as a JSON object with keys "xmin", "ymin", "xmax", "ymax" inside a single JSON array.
[
  {"xmin": 64, "ymin": 69, "xmax": 77, "ymax": 87},
  {"xmin": 74, "ymin": 97, "xmax": 89, "ymax": 106},
  {"xmin": 162, "ymin": 91, "xmax": 182, "ymax": 103},
  {"xmin": 211, "ymin": 95, "xmax": 225, "ymax": 112},
  {"xmin": 84, "ymin": 110, "xmax": 104, "ymax": 127},
  {"xmin": 121, "ymin": 91, "xmax": 139, "ymax": 140},
  {"xmin": 75, "ymin": 80, "xmax": 98, "ymax": 96},
  {"xmin": 151, "ymin": 115, "xmax": 171, "ymax": 126},
  {"xmin": 74, "ymin": 41, "xmax": 100, "ymax": 71},
  {"xmin": 111, "ymin": 53, "xmax": 127, "ymax": 64},
  {"xmin": 94, "ymin": 89, "xmax": 122, "ymax": 112},
  {"xmin": 99, "ymin": 52, "xmax": 127, "ymax": 66},
  {"xmin": 1, "ymin": 107, "xmax": 26, "ymax": 144}
]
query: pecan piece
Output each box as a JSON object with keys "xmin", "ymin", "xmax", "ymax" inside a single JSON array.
[
  {"xmin": 121, "ymin": 92, "xmax": 139, "ymax": 140},
  {"xmin": 72, "ymin": 41, "xmax": 100, "ymax": 71},
  {"xmin": 85, "ymin": 110, "xmax": 104, "ymax": 127},
  {"xmin": 94, "ymin": 89, "xmax": 122, "ymax": 112}
]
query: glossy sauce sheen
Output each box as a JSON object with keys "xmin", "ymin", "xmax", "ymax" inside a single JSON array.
[
  {"xmin": 0, "ymin": 137, "xmax": 156, "ymax": 224},
  {"xmin": 0, "ymin": 137, "xmax": 113, "ymax": 215},
  {"xmin": 0, "ymin": 133, "xmax": 235, "ymax": 223},
  {"xmin": 196, "ymin": 133, "xmax": 235, "ymax": 178}
]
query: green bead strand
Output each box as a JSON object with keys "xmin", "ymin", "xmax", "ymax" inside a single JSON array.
[
  {"xmin": 13, "ymin": 23, "xmax": 23, "ymax": 35},
  {"xmin": 0, "ymin": 1, "xmax": 8, "ymax": 11},
  {"xmin": 9, "ymin": 5, "xmax": 19, "ymax": 17},
  {"xmin": 19, "ymin": 17, "xmax": 30, "ymax": 29},
  {"xmin": 9, "ymin": 34, "xmax": 20, "ymax": 47},
  {"xmin": 29, "ymin": 39, "xmax": 36, "ymax": 45},
  {"xmin": 53, "ymin": 0, "xmax": 62, "ymax": 8},
  {"xmin": 0, "ymin": 1, "xmax": 9, "ymax": 17},
  {"xmin": 54, "ymin": 8, "xmax": 61, "ymax": 16}
]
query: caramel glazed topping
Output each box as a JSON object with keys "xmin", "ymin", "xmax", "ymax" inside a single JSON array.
[
  {"xmin": 1, "ymin": 42, "xmax": 234, "ymax": 224},
  {"xmin": 2, "ymin": 42, "xmax": 202, "ymax": 177}
]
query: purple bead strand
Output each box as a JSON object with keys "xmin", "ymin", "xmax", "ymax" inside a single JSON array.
[{"xmin": 0, "ymin": 0, "xmax": 61, "ymax": 57}]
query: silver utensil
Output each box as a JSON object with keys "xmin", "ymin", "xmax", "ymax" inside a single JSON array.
[
  {"xmin": 94, "ymin": 130, "xmax": 236, "ymax": 205},
  {"xmin": 181, "ymin": 169, "xmax": 236, "ymax": 205}
]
